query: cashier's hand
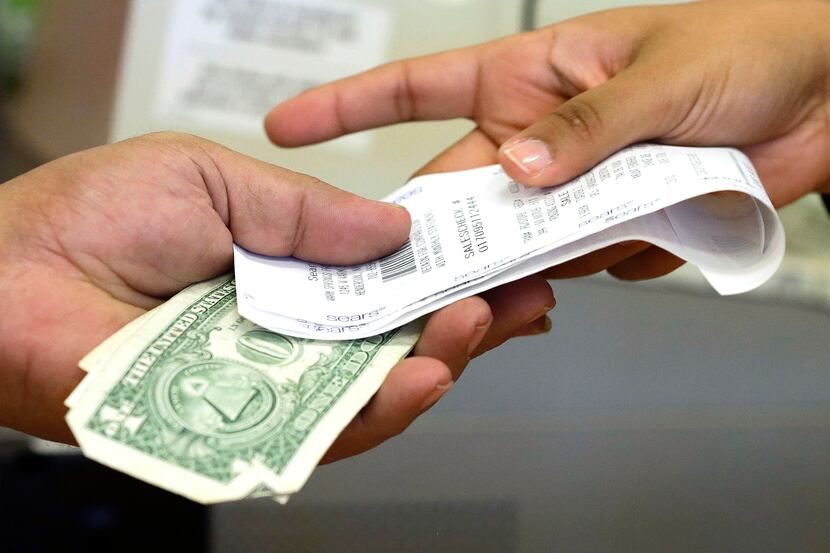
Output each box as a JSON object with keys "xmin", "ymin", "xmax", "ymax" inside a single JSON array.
[
  {"xmin": 266, "ymin": 0, "xmax": 830, "ymax": 281},
  {"xmin": 0, "ymin": 132, "xmax": 553, "ymax": 459}
]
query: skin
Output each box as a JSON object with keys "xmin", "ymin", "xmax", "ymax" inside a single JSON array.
[
  {"xmin": 265, "ymin": 0, "xmax": 830, "ymax": 282},
  {"xmin": 0, "ymin": 132, "xmax": 554, "ymax": 462}
]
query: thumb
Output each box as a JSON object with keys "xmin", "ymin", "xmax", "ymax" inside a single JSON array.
[
  {"xmin": 205, "ymin": 141, "xmax": 411, "ymax": 265},
  {"xmin": 498, "ymin": 66, "xmax": 677, "ymax": 187}
]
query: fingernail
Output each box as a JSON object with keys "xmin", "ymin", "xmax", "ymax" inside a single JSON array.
[
  {"xmin": 515, "ymin": 315, "xmax": 553, "ymax": 337},
  {"xmin": 383, "ymin": 202, "xmax": 410, "ymax": 215},
  {"xmin": 503, "ymin": 139, "xmax": 553, "ymax": 177},
  {"xmin": 467, "ymin": 317, "xmax": 493, "ymax": 356},
  {"xmin": 515, "ymin": 302, "xmax": 555, "ymax": 336},
  {"xmin": 419, "ymin": 382, "xmax": 453, "ymax": 412}
]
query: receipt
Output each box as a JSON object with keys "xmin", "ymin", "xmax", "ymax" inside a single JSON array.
[{"xmin": 234, "ymin": 144, "xmax": 785, "ymax": 339}]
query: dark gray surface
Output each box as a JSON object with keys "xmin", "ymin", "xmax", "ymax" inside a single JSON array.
[
  {"xmin": 213, "ymin": 500, "xmax": 520, "ymax": 553},
  {"xmin": 214, "ymin": 278, "xmax": 830, "ymax": 552}
]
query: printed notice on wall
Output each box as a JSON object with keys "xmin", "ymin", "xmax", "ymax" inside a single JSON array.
[{"xmin": 154, "ymin": 0, "xmax": 391, "ymax": 149}]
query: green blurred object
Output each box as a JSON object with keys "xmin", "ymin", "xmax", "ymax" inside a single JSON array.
[{"xmin": 0, "ymin": 0, "xmax": 40, "ymax": 92}]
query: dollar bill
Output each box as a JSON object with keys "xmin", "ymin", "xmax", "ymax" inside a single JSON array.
[
  {"xmin": 79, "ymin": 310, "xmax": 157, "ymax": 373},
  {"xmin": 66, "ymin": 275, "xmax": 420, "ymax": 503}
]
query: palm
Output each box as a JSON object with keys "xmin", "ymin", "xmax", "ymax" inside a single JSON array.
[{"xmin": 1, "ymin": 139, "xmax": 233, "ymax": 441}]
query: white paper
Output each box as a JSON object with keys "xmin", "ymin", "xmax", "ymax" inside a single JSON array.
[
  {"xmin": 234, "ymin": 144, "xmax": 785, "ymax": 339},
  {"xmin": 154, "ymin": 0, "xmax": 390, "ymax": 150}
]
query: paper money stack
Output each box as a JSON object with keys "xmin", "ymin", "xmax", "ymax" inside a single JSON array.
[{"xmin": 65, "ymin": 276, "xmax": 420, "ymax": 504}]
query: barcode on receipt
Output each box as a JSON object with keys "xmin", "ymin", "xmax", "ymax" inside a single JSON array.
[{"xmin": 379, "ymin": 240, "xmax": 416, "ymax": 282}]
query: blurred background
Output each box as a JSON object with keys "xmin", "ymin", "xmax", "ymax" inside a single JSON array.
[{"xmin": 1, "ymin": 1, "xmax": 829, "ymax": 551}]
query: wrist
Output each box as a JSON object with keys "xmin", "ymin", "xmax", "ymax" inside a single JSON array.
[
  {"xmin": 813, "ymin": 2, "xmax": 830, "ymax": 194},
  {"xmin": 0, "ymin": 177, "xmax": 48, "ymax": 436},
  {"xmin": 0, "ymin": 190, "xmax": 24, "ymax": 432}
]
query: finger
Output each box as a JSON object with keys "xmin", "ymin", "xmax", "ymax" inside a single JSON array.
[
  {"xmin": 742, "ymin": 132, "xmax": 829, "ymax": 207},
  {"xmin": 323, "ymin": 296, "xmax": 492, "ymax": 464},
  {"xmin": 265, "ymin": 47, "xmax": 481, "ymax": 147},
  {"xmin": 198, "ymin": 138, "xmax": 412, "ymax": 265},
  {"xmin": 606, "ymin": 246, "xmax": 685, "ymax": 280},
  {"xmin": 412, "ymin": 128, "xmax": 500, "ymax": 178},
  {"xmin": 414, "ymin": 295, "xmax": 493, "ymax": 379},
  {"xmin": 498, "ymin": 64, "xmax": 680, "ymax": 187},
  {"xmin": 324, "ymin": 278, "xmax": 549, "ymax": 463},
  {"xmin": 473, "ymin": 274, "xmax": 555, "ymax": 357},
  {"xmin": 539, "ymin": 241, "xmax": 651, "ymax": 279},
  {"xmin": 514, "ymin": 314, "xmax": 553, "ymax": 337},
  {"xmin": 320, "ymin": 356, "xmax": 453, "ymax": 464}
]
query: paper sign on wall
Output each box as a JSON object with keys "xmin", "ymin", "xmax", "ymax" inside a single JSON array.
[{"xmin": 154, "ymin": 0, "xmax": 391, "ymax": 149}]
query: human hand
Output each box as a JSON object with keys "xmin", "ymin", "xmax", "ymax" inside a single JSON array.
[
  {"xmin": 0, "ymin": 132, "xmax": 554, "ymax": 459},
  {"xmin": 266, "ymin": 0, "xmax": 830, "ymax": 281}
]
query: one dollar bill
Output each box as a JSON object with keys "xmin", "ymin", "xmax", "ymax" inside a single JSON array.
[{"xmin": 66, "ymin": 276, "xmax": 420, "ymax": 503}]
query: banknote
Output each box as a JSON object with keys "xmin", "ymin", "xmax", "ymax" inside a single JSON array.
[
  {"xmin": 65, "ymin": 311, "xmax": 159, "ymax": 409},
  {"xmin": 66, "ymin": 275, "xmax": 420, "ymax": 503},
  {"xmin": 78, "ymin": 310, "xmax": 157, "ymax": 373}
]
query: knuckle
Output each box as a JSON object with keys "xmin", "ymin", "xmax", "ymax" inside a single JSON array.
[
  {"xmin": 544, "ymin": 23, "xmax": 580, "ymax": 65},
  {"xmin": 304, "ymin": 174, "xmax": 329, "ymax": 190},
  {"xmin": 290, "ymin": 170, "xmax": 332, "ymax": 193},
  {"xmin": 376, "ymin": 419, "xmax": 408, "ymax": 443},
  {"xmin": 139, "ymin": 130, "xmax": 193, "ymax": 145},
  {"xmin": 549, "ymin": 98, "xmax": 604, "ymax": 144},
  {"xmin": 131, "ymin": 131, "xmax": 210, "ymax": 158},
  {"xmin": 392, "ymin": 61, "xmax": 416, "ymax": 121}
]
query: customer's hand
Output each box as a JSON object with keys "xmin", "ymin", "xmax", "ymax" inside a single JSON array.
[
  {"xmin": 266, "ymin": 0, "xmax": 830, "ymax": 281},
  {"xmin": 0, "ymin": 132, "xmax": 554, "ymax": 461}
]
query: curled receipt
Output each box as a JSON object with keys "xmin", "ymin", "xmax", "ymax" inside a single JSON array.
[{"xmin": 234, "ymin": 144, "xmax": 785, "ymax": 339}]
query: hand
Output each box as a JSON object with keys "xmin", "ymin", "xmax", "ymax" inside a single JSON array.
[
  {"xmin": 265, "ymin": 0, "xmax": 830, "ymax": 282},
  {"xmin": 0, "ymin": 132, "xmax": 553, "ymax": 461}
]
